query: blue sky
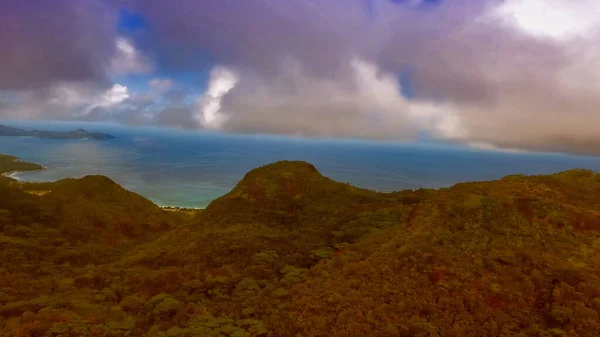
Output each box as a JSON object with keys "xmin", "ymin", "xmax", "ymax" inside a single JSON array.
[{"xmin": 1, "ymin": 0, "xmax": 600, "ymax": 155}]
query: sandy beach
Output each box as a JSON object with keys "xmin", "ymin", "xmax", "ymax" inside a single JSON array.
[
  {"xmin": 2, "ymin": 171, "xmax": 23, "ymax": 180},
  {"xmin": 1, "ymin": 165, "xmax": 47, "ymax": 181}
]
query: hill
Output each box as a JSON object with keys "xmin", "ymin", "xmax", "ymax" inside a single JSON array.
[
  {"xmin": 0, "ymin": 172, "xmax": 177, "ymax": 306},
  {"xmin": 0, "ymin": 158, "xmax": 599, "ymax": 337},
  {"xmin": 43, "ymin": 175, "xmax": 173, "ymax": 240},
  {"xmin": 0, "ymin": 124, "xmax": 115, "ymax": 140},
  {"xmin": 271, "ymin": 170, "xmax": 600, "ymax": 336}
]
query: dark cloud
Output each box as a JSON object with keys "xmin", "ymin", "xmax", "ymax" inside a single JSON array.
[
  {"xmin": 3, "ymin": 0, "xmax": 600, "ymax": 155},
  {"xmin": 0, "ymin": 0, "xmax": 118, "ymax": 91},
  {"xmin": 132, "ymin": 0, "xmax": 600, "ymax": 154},
  {"xmin": 133, "ymin": 0, "xmax": 368, "ymax": 79}
]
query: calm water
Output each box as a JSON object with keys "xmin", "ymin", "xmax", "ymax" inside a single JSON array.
[{"xmin": 1, "ymin": 121, "xmax": 600, "ymax": 208}]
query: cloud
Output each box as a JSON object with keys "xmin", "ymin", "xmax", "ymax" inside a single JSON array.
[
  {"xmin": 131, "ymin": 0, "xmax": 600, "ymax": 154},
  {"xmin": 0, "ymin": 82, "xmax": 129, "ymax": 120},
  {"xmin": 487, "ymin": 0, "xmax": 600, "ymax": 40},
  {"xmin": 109, "ymin": 37, "xmax": 154, "ymax": 75},
  {"xmin": 212, "ymin": 58, "xmax": 463, "ymax": 141},
  {"xmin": 92, "ymin": 84, "xmax": 130, "ymax": 111},
  {"xmin": 3, "ymin": 0, "xmax": 600, "ymax": 155},
  {"xmin": 195, "ymin": 67, "xmax": 239, "ymax": 130},
  {"xmin": 0, "ymin": 0, "xmax": 117, "ymax": 90},
  {"xmin": 52, "ymin": 82, "xmax": 130, "ymax": 117}
]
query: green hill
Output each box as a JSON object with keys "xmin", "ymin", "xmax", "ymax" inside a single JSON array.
[
  {"xmin": 203, "ymin": 160, "xmax": 381, "ymax": 226},
  {"xmin": 44, "ymin": 175, "xmax": 173, "ymax": 240},
  {"xmin": 0, "ymin": 157, "xmax": 599, "ymax": 337},
  {"xmin": 273, "ymin": 170, "xmax": 600, "ymax": 336}
]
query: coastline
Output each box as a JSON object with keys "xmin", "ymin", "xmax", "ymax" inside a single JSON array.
[
  {"xmin": 160, "ymin": 205, "xmax": 206, "ymax": 211},
  {"xmin": 2, "ymin": 171, "xmax": 23, "ymax": 180},
  {"xmin": 2, "ymin": 164, "xmax": 207, "ymax": 210},
  {"xmin": 1, "ymin": 166, "xmax": 48, "ymax": 181}
]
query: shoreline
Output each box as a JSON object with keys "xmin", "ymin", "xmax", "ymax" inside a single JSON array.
[
  {"xmin": 3, "ymin": 156, "xmax": 208, "ymax": 209},
  {"xmin": 2, "ymin": 171, "xmax": 23, "ymax": 180},
  {"xmin": 3, "ymin": 167, "xmax": 207, "ymax": 210},
  {"xmin": 160, "ymin": 205, "xmax": 206, "ymax": 210},
  {"xmin": 1, "ymin": 165, "xmax": 48, "ymax": 181}
]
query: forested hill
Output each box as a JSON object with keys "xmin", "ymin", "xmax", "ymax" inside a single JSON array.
[{"xmin": 1, "ymin": 158, "xmax": 599, "ymax": 337}]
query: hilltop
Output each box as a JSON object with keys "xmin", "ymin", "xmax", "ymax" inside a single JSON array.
[
  {"xmin": 0, "ymin": 158, "xmax": 599, "ymax": 337},
  {"xmin": 203, "ymin": 160, "xmax": 383, "ymax": 226}
]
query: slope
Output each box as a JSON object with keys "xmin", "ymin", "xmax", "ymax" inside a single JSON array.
[
  {"xmin": 2, "ymin": 161, "xmax": 600, "ymax": 337},
  {"xmin": 41, "ymin": 175, "xmax": 173, "ymax": 241},
  {"xmin": 271, "ymin": 170, "xmax": 600, "ymax": 337}
]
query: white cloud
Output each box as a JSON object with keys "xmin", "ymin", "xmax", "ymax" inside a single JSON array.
[
  {"xmin": 109, "ymin": 37, "xmax": 153, "ymax": 75},
  {"xmin": 1, "ymin": 82, "xmax": 130, "ymax": 120},
  {"xmin": 195, "ymin": 66, "xmax": 239, "ymax": 129},
  {"xmin": 350, "ymin": 59, "xmax": 465, "ymax": 140},
  {"xmin": 487, "ymin": 0, "xmax": 600, "ymax": 40},
  {"xmin": 98, "ymin": 84, "xmax": 129, "ymax": 108},
  {"xmin": 211, "ymin": 58, "xmax": 465, "ymax": 141},
  {"xmin": 51, "ymin": 82, "xmax": 129, "ymax": 116},
  {"xmin": 72, "ymin": 83, "xmax": 130, "ymax": 116},
  {"xmin": 47, "ymin": 82, "xmax": 129, "ymax": 112}
]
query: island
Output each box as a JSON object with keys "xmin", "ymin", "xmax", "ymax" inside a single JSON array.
[{"xmin": 0, "ymin": 124, "xmax": 115, "ymax": 140}]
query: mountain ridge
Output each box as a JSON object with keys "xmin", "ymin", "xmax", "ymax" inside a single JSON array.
[{"xmin": 1, "ymin": 158, "xmax": 599, "ymax": 336}]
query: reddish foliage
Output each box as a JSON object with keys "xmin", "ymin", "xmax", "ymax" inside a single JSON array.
[
  {"xmin": 515, "ymin": 197, "xmax": 535, "ymax": 221},
  {"xmin": 429, "ymin": 270, "xmax": 445, "ymax": 283},
  {"xmin": 333, "ymin": 248, "xmax": 349, "ymax": 257},
  {"xmin": 206, "ymin": 267, "xmax": 230, "ymax": 278},
  {"xmin": 486, "ymin": 295, "xmax": 504, "ymax": 310},
  {"xmin": 407, "ymin": 205, "xmax": 420, "ymax": 226},
  {"xmin": 570, "ymin": 210, "xmax": 600, "ymax": 232}
]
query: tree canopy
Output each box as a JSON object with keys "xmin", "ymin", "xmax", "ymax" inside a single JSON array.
[{"xmin": 0, "ymin": 157, "xmax": 599, "ymax": 336}]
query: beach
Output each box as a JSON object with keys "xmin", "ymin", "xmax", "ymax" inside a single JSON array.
[{"xmin": 1, "ymin": 165, "xmax": 47, "ymax": 181}]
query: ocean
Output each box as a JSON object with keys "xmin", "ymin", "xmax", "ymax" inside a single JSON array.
[{"xmin": 2, "ymin": 120, "xmax": 600, "ymax": 209}]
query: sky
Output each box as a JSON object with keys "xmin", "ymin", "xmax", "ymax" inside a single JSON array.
[{"xmin": 1, "ymin": 0, "xmax": 600, "ymax": 155}]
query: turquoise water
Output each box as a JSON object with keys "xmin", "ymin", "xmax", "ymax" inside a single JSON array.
[{"xmin": 2, "ymin": 121, "xmax": 600, "ymax": 208}]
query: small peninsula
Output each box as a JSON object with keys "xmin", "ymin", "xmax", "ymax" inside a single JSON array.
[
  {"xmin": 0, "ymin": 154, "xmax": 43, "ymax": 174},
  {"xmin": 0, "ymin": 124, "xmax": 115, "ymax": 140}
]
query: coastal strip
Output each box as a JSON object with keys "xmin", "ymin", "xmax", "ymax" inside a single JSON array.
[
  {"xmin": 1, "ymin": 166, "xmax": 48, "ymax": 181},
  {"xmin": 1, "ymin": 153, "xmax": 47, "ymax": 182},
  {"xmin": 160, "ymin": 205, "xmax": 205, "ymax": 211}
]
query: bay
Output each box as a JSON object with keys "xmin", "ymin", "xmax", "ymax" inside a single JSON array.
[{"xmin": 1, "ymin": 121, "xmax": 600, "ymax": 208}]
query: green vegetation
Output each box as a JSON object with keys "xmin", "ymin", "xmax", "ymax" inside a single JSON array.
[
  {"xmin": 1, "ymin": 158, "xmax": 599, "ymax": 336},
  {"xmin": 0, "ymin": 154, "xmax": 43, "ymax": 174},
  {"xmin": 0, "ymin": 154, "xmax": 44, "ymax": 186}
]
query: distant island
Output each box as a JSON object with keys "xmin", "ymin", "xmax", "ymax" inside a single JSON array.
[{"xmin": 0, "ymin": 124, "xmax": 115, "ymax": 140}]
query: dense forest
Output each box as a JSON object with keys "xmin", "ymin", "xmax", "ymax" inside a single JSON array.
[{"xmin": 0, "ymin": 156, "xmax": 599, "ymax": 336}]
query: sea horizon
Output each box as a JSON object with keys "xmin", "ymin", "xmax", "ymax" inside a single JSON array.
[{"xmin": 2, "ymin": 120, "xmax": 600, "ymax": 209}]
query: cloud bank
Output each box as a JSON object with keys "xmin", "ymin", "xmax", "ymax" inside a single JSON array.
[{"xmin": 2, "ymin": 0, "xmax": 600, "ymax": 154}]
